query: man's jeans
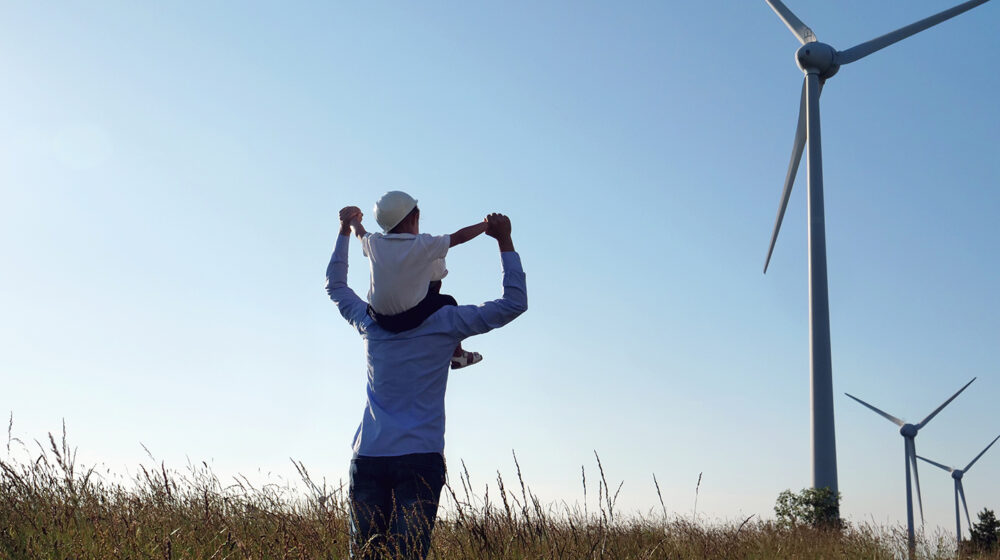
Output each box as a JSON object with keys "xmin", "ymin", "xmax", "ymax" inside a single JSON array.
[{"xmin": 349, "ymin": 453, "xmax": 446, "ymax": 559}]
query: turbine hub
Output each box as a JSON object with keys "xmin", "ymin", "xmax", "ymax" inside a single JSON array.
[
  {"xmin": 953, "ymin": 470, "xmax": 964, "ymax": 480},
  {"xmin": 796, "ymin": 42, "xmax": 840, "ymax": 80},
  {"xmin": 900, "ymin": 424, "xmax": 918, "ymax": 438}
]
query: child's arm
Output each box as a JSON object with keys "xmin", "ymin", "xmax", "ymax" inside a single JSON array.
[
  {"xmin": 448, "ymin": 220, "xmax": 488, "ymax": 248},
  {"xmin": 350, "ymin": 218, "xmax": 367, "ymax": 240}
]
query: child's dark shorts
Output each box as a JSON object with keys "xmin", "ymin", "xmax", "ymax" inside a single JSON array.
[{"xmin": 368, "ymin": 284, "xmax": 458, "ymax": 333}]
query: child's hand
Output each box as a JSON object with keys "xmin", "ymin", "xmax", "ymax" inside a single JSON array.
[
  {"xmin": 339, "ymin": 206, "xmax": 362, "ymax": 234},
  {"xmin": 340, "ymin": 206, "xmax": 362, "ymax": 223}
]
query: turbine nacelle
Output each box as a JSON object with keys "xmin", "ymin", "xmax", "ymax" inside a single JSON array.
[
  {"xmin": 952, "ymin": 469, "xmax": 965, "ymax": 480},
  {"xmin": 795, "ymin": 42, "xmax": 840, "ymax": 79},
  {"xmin": 900, "ymin": 424, "xmax": 918, "ymax": 438},
  {"xmin": 763, "ymin": 0, "xmax": 992, "ymax": 275}
]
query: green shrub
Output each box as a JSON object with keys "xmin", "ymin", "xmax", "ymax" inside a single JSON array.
[{"xmin": 774, "ymin": 486, "xmax": 841, "ymax": 529}]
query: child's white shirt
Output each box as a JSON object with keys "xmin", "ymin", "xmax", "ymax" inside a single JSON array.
[{"xmin": 361, "ymin": 232, "xmax": 450, "ymax": 315}]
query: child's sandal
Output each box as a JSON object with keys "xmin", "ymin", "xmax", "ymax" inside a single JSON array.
[{"xmin": 451, "ymin": 351, "xmax": 483, "ymax": 370}]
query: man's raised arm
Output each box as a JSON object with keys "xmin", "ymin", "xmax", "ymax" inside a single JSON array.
[
  {"xmin": 325, "ymin": 207, "xmax": 369, "ymax": 328},
  {"xmin": 445, "ymin": 213, "xmax": 527, "ymax": 339}
]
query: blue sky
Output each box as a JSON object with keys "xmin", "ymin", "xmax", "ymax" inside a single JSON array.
[{"xmin": 2, "ymin": 1, "xmax": 998, "ymax": 536}]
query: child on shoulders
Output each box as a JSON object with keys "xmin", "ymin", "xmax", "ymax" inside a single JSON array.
[{"xmin": 342, "ymin": 191, "xmax": 486, "ymax": 369}]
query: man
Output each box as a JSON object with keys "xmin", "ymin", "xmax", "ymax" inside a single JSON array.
[{"xmin": 326, "ymin": 208, "xmax": 527, "ymax": 559}]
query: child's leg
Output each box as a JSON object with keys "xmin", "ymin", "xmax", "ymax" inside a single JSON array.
[
  {"xmin": 445, "ymin": 281, "xmax": 466, "ymax": 358},
  {"xmin": 450, "ymin": 337, "xmax": 482, "ymax": 370},
  {"xmin": 431, "ymin": 279, "xmax": 482, "ymax": 369},
  {"xmin": 428, "ymin": 280, "xmax": 442, "ymax": 295},
  {"xmin": 451, "ymin": 345, "xmax": 482, "ymax": 369}
]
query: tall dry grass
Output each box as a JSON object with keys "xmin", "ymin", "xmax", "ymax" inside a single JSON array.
[{"xmin": 2, "ymin": 424, "xmax": 997, "ymax": 559}]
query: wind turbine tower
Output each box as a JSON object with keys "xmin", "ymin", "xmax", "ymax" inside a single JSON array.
[
  {"xmin": 846, "ymin": 378, "xmax": 976, "ymax": 556},
  {"xmin": 919, "ymin": 434, "xmax": 1000, "ymax": 546},
  {"xmin": 760, "ymin": 0, "xmax": 993, "ymax": 501}
]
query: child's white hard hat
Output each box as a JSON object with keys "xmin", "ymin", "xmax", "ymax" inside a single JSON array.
[{"xmin": 374, "ymin": 191, "xmax": 418, "ymax": 232}]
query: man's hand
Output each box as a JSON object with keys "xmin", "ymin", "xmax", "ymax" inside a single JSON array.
[
  {"xmin": 485, "ymin": 213, "xmax": 514, "ymax": 252},
  {"xmin": 339, "ymin": 206, "xmax": 362, "ymax": 236},
  {"xmin": 485, "ymin": 213, "xmax": 511, "ymax": 239}
]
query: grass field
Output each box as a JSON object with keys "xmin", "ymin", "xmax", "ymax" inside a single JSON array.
[{"xmin": 3, "ymin": 426, "xmax": 998, "ymax": 559}]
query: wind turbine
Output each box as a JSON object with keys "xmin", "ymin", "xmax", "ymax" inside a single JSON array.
[
  {"xmin": 760, "ymin": 0, "xmax": 993, "ymax": 501},
  {"xmin": 918, "ymin": 434, "xmax": 1000, "ymax": 546},
  {"xmin": 845, "ymin": 377, "xmax": 976, "ymax": 555}
]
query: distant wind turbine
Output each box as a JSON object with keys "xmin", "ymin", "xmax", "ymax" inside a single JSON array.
[
  {"xmin": 845, "ymin": 378, "xmax": 976, "ymax": 555},
  {"xmin": 760, "ymin": 0, "xmax": 994, "ymax": 504},
  {"xmin": 918, "ymin": 434, "xmax": 1000, "ymax": 546}
]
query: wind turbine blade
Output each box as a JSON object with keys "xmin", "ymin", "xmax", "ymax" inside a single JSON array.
[
  {"xmin": 764, "ymin": 80, "xmax": 807, "ymax": 274},
  {"xmin": 958, "ymin": 480, "xmax": 972, "ymax": 529},
  {"xmin": 916, "ymin": 454, "xmax": 954, "ymax": 473},
  {"xmin": 909, "ymin": 439, "xmax": 925, "ymax": 526},
  {"xmin": 836, "ymin": 0, "xmax": 992, "ymax": 65},
  {"xmin": 765, "ymin": 0, "xmax": 818, "ymax": 45},
  {"xmin": 916, "ymin": 377, "xmax": 976, "ymax": 430},
  {"xmin": 844, "ymin": 392, "xmax": 905, "ymax": 427},
  {"xmin": 964, "ymin": 433, "xmax": 1000, "ymax": 472}
]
